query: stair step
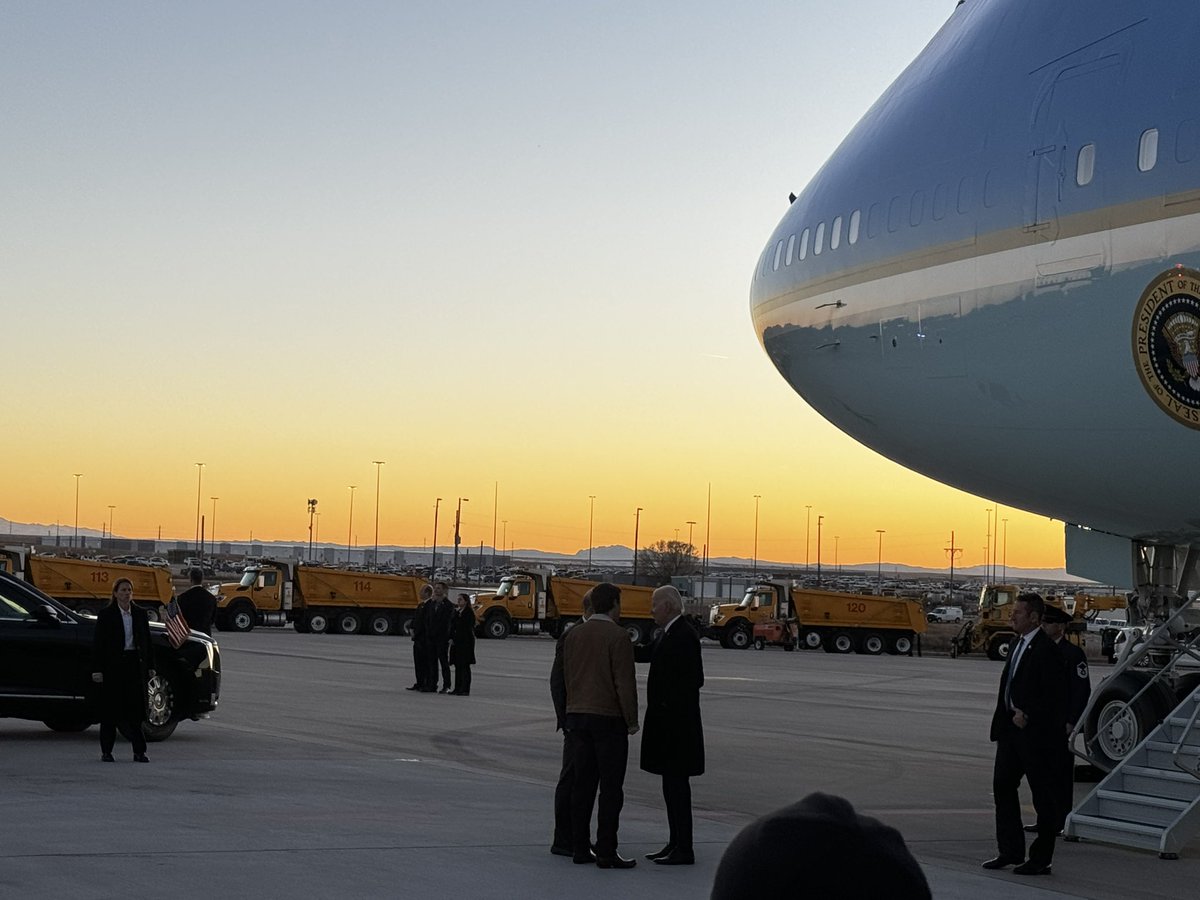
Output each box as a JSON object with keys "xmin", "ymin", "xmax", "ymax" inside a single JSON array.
[
  {"xmin": 1143, "ymin": 740, "xmax": 1200, "ymax": 769},
  {"xmin": 1161, "ymin": 716, "xmax": 1200, "ymax": 746},
  {"xmin": 1120, "ymin": 765, "xmax": 1200, "ymax": 802},
  {"xmin": 1095, "ymin": 789, "xmax": 1189, "ymax": 827},
  {"xmin": 1066, "ymin": 814, "xmax": 1165, "ymax": 852}
]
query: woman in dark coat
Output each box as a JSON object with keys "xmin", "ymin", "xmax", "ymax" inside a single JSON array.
[
  {"xmin": 449, "ymin": 593, "xmax": 476, "ymax": 696},
  {"xmin": 91, "ymin": 578, "xmax": 152, "ymax": 762}
]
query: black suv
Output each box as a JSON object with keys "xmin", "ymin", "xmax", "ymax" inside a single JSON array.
[{"xmin": 0, "ymin": 569, "xmax": 220, "ymax": 741}]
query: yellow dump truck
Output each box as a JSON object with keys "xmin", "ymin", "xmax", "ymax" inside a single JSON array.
[
  {"xmin": 0, "ymin": 547, "xmax": 174, "ymax": 619},
  {"xmin": 708, "ymin": 580, "xmax": 926, "ymax": 654},
  {"xmin": 473, "ymin": 567, "xmax": 659, "ymax": 643},
  {"xmin": 951, "ymin": 584, "xmax": 1127, "ymax": 660},
  {"xmin": 213, "ymin": 560, "xmax": 427, "ymax": 635}
]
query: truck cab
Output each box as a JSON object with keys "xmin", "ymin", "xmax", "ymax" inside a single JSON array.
[
  {"xmin": 708, "ymin": 582, "xmax": 788, "ymax": 649},
  {"xmin": 214, "ymin": 563, "xmax": 293, "ymax": 632},
  {"xmin": 474, "ymin": 569, "xmax": 551, "ymax": 639}
]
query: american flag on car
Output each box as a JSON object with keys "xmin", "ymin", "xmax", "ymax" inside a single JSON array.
[{"xmin": 166, "ymin": 598, "xmax": 190, "ymax": 649}]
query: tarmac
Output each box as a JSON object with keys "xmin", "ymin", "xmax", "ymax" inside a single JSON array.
[{"xmin": 2, "ymin": 631, "xmax": 1197, "ymax": 899}]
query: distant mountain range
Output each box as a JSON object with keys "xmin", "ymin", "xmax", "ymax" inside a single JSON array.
[{"xmin": 0, "ymin": 518, "xmax": 1099, "ymax": 584}]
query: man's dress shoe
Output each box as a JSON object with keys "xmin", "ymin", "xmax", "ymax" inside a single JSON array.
[
  {"xmin": 1013, "ymin": 860, "xmax": 1052, "ymax": 876},
  {"xmin": 595, "ymin": 853, "xmax": 636, "ymax": 869},
  {"xmin": 572, "ymin": 850, "xmax": 596, "ymax": 865},
  {"xmin": 980, "ymin": 855, "xmax": 1023, "ymax": 870},
  {"xmin": 645, "ymin": 844, "xmax": 674, "ymax": 861},
  {"xmin": 653, "ymin": 850, "xmax": 695, "ymax": 865}
]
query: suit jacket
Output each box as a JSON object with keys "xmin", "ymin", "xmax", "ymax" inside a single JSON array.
[
  {"xmin": 637, "ymin": 617, "xmax": 705, "ymax": 776},
  {"xmin": 449, "ymin": 606, "xmax": 476, "ymax": 665},
  {"xmin": 550, "ymin": 629, "xmax": 568, "ymax": 731},
  {"xmin": 411, "ymin": 600, "xmax": 431, "ymax": 641},
  {"xmin": 177, "ymin": 585, "xmax": 216, "ymax": 636},
  {"xmin": 1056, "ymin": 638, "xmax": 1092, "ymax": 729},
  {"xmin": 562, "ymin": 615, "xmax": 638, "ymax": 730},
  {"xmin": 990, "ymin": 629, "xmax": 1067, "ymax": 746},
  {"xmin": 91, "ymin": 601, "xmax": 152, "ymax": 719},
  {"xmin": 430, "ymin": 598, "xmax": 454, "ymax": 643}
]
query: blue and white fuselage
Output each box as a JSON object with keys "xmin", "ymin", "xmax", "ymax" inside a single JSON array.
[{"xmin": 751, "ymin": 0, "xmax": 1200, "ymax": 579}]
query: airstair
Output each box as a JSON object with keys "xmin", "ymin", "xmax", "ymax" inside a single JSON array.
[{"xmin": 1064, "ymin": 599, "xmax": 1200, "ymax": 858}]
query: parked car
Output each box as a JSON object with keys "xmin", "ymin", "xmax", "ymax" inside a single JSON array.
[
  {"xmin": 0, "ymin": 570, "xmax": 220, "ymax": 741},
  {"xmin": 927, "ymin": 606, "xmax": 964, "ymax": 623}
]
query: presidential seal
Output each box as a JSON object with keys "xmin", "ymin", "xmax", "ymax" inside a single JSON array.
[{"xmin": 1132, "ymin": 267, "xmax": 1200, "ymax": 428}]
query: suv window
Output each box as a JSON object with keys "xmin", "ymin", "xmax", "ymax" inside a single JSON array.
[{"xmin": 0, "ymin": 587, "xmax": 33, "ymax": 620}]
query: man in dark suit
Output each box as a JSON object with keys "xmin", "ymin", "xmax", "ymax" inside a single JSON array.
[
  {"xmin": 550, "ymin": 590, "xmax": 593, "ymax": 856},
  {"xmin": 983, "ymin": 592, "xmax": 1067, "ymax": 876},
  {"xmin": 562, "ymin": 582, "xmax": 639, "ymax": 869},
  {"xmin": 91, "ymin": 578, "xmax": 152, "ymax": 762},
  {"xmin": 177, "ymin": 567, "xmax": 216, "ymax": 636},
  {"xmin": 636, "ymin": 585, "xmax": 704, "ymax": 865},
  {"xmin": 1026, "ymin": 604, "xmax": 1092, "ymax": 834},
  {"xmin": 407, "ymin": 585, "xmax": 434, "ymax": 692},
  {"xmin": 429, "ymin": 582, "xmax": 455, "ymax": 692}
]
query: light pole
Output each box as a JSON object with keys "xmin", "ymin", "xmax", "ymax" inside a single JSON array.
[
  {"xmin": 492, "ymin": 481, "xmax": 498, "ymax": 569},
  {"xmin": 432, "ymin": 497, "xmax": 443, "ymax": 574},
  {"xmin": 632, "ymin": 507, "xmax": 643, "ymax": 583},
  {"xmin": 307, "ymin": 498, "xmax": 318, "ymax": 561},
  {"xmin": 752, "ymin": 495, "xmax": 761, "ymax": 577},
  {"xmin": 107, "ymin": 505, "xmax": 115, "ymax": 541},
  {"xmin": 686, "ymin": 520, "xmax": 696, "ymax": 551},
  {"xmin": 985, "ymin": 507, "xmax": 993, "ymax": 585},
  {"xmin": 1002, "ymin": 517, "xmax": 1009, "ymax": 581},
  {"xmin": 816, "ymin": 514, "xmax": 823, "ymax": 586},
  {"xmin": 876, "ymin": 529, "xmax": 886, "ymax": 593},
  {"xmin": 73, "ymin": 473, "xmax": 82, "ymax": 550},
  {"xmin": 834, "ymin": 535, "xmax": 840, "ymax": 574},
  {"xmin": 588, "ymin": 495, "xmax": 596, "ymax": 570},
  {"xmin": 805, "ymin": 505, "xmax": 812, "ymax": 577},
  {"xmin": 347, "ymin": 485, "xmax": 357, "ymax": 565},
  {"xmin": 501, "ymin": 519, "xmax": 507, "ymax": 564},
  {"xmin": 194, "ymin": 462, "xmax": 205, "ymax": 551},
  {"xmin": 453, "ymin": 497, "xmax": 469, "ymax": 582},
  {"xmin": 372, "ymin": 460, "xmax": 385, "ymax": 571},
  {"xmin": 210, "ymin": 497, "xmax": 219, "ymax": 557}
]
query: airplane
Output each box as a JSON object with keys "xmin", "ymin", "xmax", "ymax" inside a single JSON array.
[{"xmin": 750, "ymin": 0, "xmax": 1200, "ymax": 612}]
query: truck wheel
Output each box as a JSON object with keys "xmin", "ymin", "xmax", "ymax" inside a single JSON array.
[
  {"xmin": 336, "ymin": 611, "xmax": 362, "ymax": 635},
  {"xmin": 801, "ymin": 629, "xmax": 823, "ymax": 650},
  {"xmin": 727, "ymin": 623, "xmax": 752, "ymax": 650},
  {"xmin": 398, "ymin": 614, "xmax": 414, "ymax": 637},
  {"xmin": 783, "ymin": 640, "xmax": 795, "ymax": 651},
  {"xmin": 43, "ymin": 718, "xmax": 90, "ymax": 733},
  {"xmin": 367, "ymin": 612, "xmax": 393, "ymax": 635},
  {"xmin": 485, "ymin": 613, "xmax": 511, "ymax": 640},
  {"xmin": 229, "ymin": 603, "xmax": 256, "ymax": 633},
  {"xmin": 986, "ymin": 635, "xmax": 1012, "ymax": 661},
  {"xmin": 828, "ymin": 631, "xmax": 854, "ymax": 653},
  {"xmin": 1084, "ymin": 672, "xmax": 1175, "ymax": 768},
  {"xmin": 889, "ymin": 633, "xmax": 913, "ymax": 655},
  {"xmin": 142, "ymin": 670, "xmax": 179, "ymax": 743},
  {"xmin": 292, "ymin": 615, "xmax": 310, "ymax": 634},
  {"xmin": 307, "ymin": 612, "xmax": 331, "ymax": 634},
  {"xmin": 859, "ymin": 632, "xmax": 885, "ymax": 655},
  {"xmin": 753, "ymin": 637, "xmax": 765, "ymax": 651}
]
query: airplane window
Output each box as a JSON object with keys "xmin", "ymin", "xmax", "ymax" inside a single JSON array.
[
  {"xmin": 848, "ymin": 209, "xmax": 861, "ymax": 244},
  {"xmin": 1176, "ymin": 119, "xmax": 1200, "ymax": 163},
  {"xmin": 814, "ymin": 222, "xmax": 825, "ymax": 255},
  {"xmin": 798, "ymin": 228, "xmax": 810, "ymax": 260},
  {"xmin": 830, "ymin": 216, "xmax": 842, "ymax": 250},
  {"xmin": 887, "ymin": 196, "xmax": 903, "ymax": 232},
  {"xmin": 1076, "ymin": 143, "xmax": 1095, "ymax": 186},
  {"xmin": 866, "ymin": 203, "xmax": 881, "ymax": 239},
  {"xmin": 956, "ymin": 176, "xmax": 974, "ymax": 214},
  {"xmin": 932, "ymin": 184, "xmax": 948, "ymax": 220},
  {"xmin": 785, "ymin": 234, "xmax": 795, "ymax": 266},
  {"xmin": 772, "ymin": 239, "xmax": 784, "ymax": 271},
  {"xmin": 1139, "ymin": 128, "xmax": 1159, "ymax": 172},
  {"xmin": 909, "ymin": 191, "xmax": 925, "ymax": 227}
]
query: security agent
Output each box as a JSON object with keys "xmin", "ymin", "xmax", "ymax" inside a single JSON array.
[{"xmin": 1024, "ymin": 604, "xmax": 1092, "ymax": 835}]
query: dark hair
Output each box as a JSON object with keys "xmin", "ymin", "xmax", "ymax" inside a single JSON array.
[
  {"xmin": 590, "ymin": 582, "xmax": 621, "ymax": 615},
  {"xmin": 188, "ymin": 567, "xmax": 204, "ymax": 584},
  {"xmin": 1016, "ymin": 592, "xmax": 1045, "ymax": 621}
]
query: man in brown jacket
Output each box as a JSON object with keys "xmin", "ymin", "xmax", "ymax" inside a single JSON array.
[{"xmin": 562, "ymin": 582, "xmax": 639, "ymax": 869}]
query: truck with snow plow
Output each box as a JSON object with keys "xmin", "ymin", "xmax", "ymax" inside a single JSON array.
[{"xmin": 707, "ymin": 580, "xmax": 926, "ymax": 654}]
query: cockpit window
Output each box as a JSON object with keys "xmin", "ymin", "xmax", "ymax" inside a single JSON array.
[
  {"xmin": 848, "ymin": 209, "xmax": 861, "ymax": 244},
  {"xmin": 814, "ymin": 222, "xmax": 825, "ymax": 255},
  {"xmin": 785, "ymin": 234, "xmax": 795, "ymax": 265},
  {"xmin": 1139, "ymin": 128, "xmax": 1158, "ymax": 172},
  {"xmin": 798, "ymin": 228, "xmax": 810, "ymax": 260},
  {"xmin": 1076, "ymin": 143, "xmax": 1095, "ymax": 186},
  {"xmin": 772, "ymin": 239, "xmax": 784, "ymax": 271},
  {"xmin": 830, "ymin": 216, "xmax": 842, "ymax": 250}
]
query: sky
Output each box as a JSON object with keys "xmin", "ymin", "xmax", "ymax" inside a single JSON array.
[{"xmin": 0, "ymin": 1, "xmax": 1067, "ymax": 570}]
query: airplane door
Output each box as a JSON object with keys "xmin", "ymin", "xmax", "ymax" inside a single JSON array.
[{"xmin": 1025, "ymin": 142, "xmax": 1063, "ymax": 243}]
